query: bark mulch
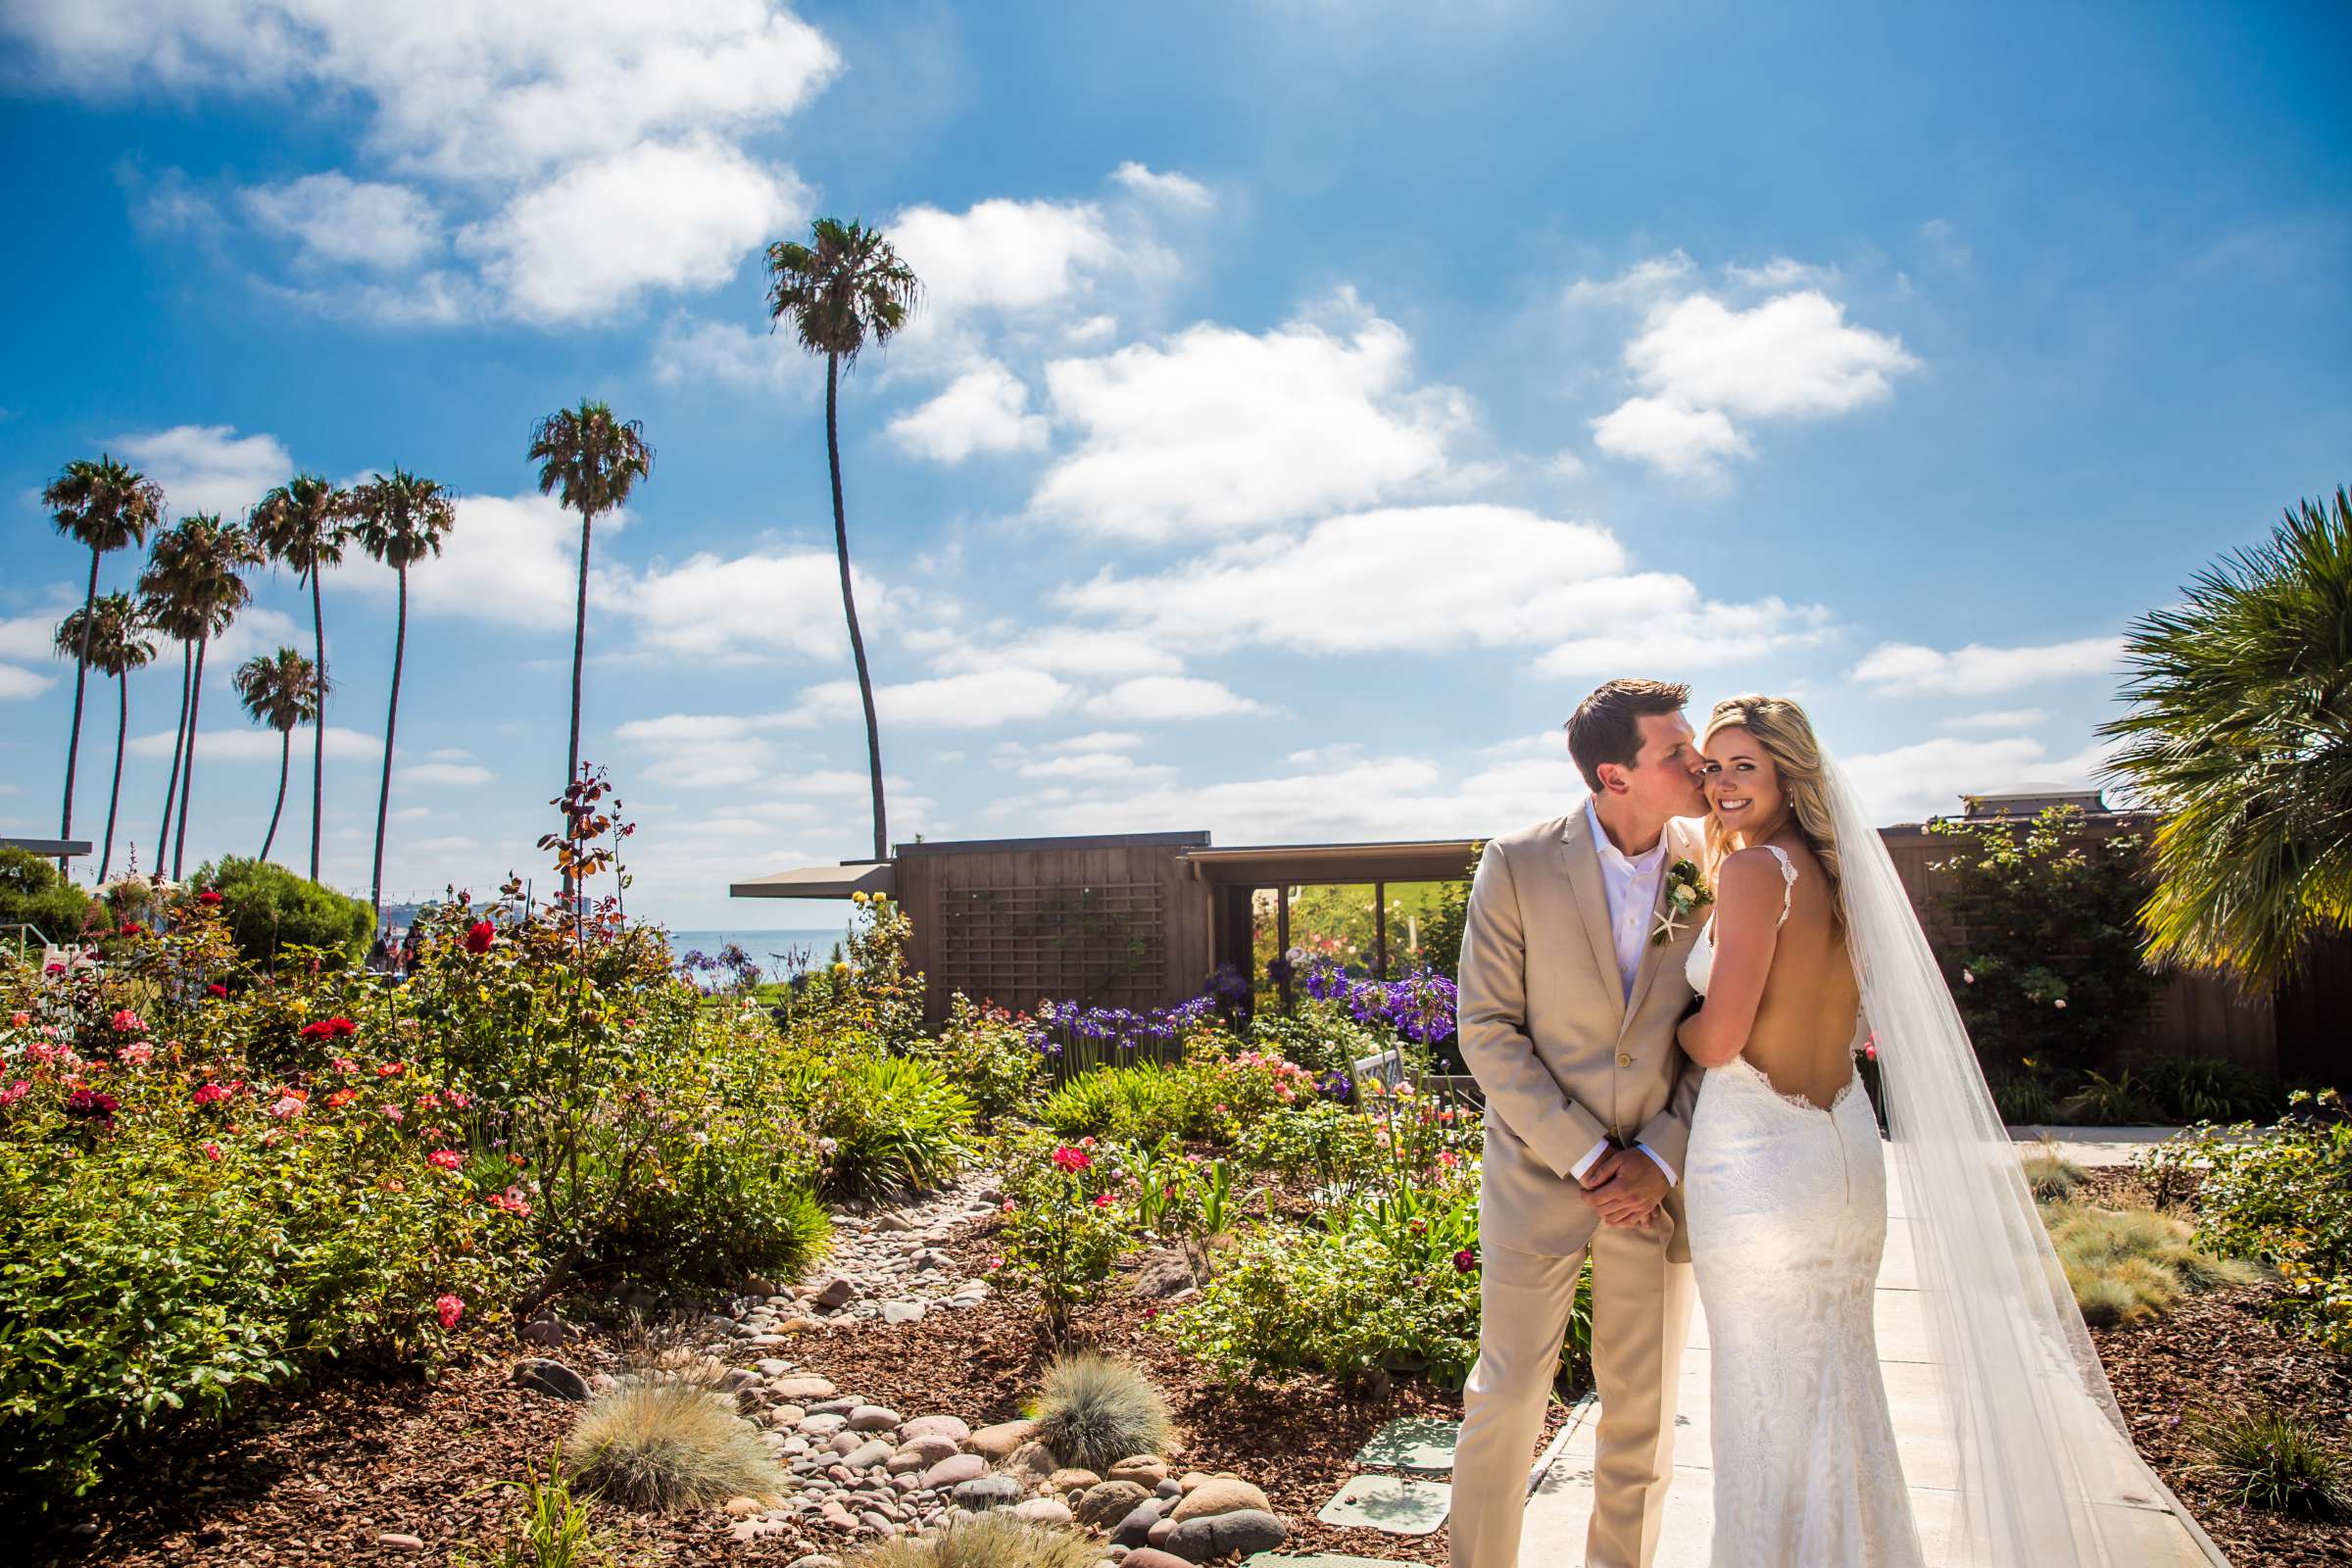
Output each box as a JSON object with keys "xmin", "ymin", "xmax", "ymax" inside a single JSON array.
[{"xmin": 2075, "ymin": 1167, "xmax": 2352, "ymax": 1567}]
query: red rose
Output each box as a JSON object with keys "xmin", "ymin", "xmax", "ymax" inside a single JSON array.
[
  {"xmin": 118, "ymin": 922, "xmax": 143, "ymax": 937},
  {"xmin": 197, "ymin": 890, "xmax": 223, "ymax": 906},
  {"xmin": 205, "ymin": 983, "xmax": 228, "ymax": 999},
  {"xmin": 464, "ymin": 921, "xmax": 495, "ymax": 955},
  {"xmin": 1051, "ymin": 1146, "xmax": 1092, "ymax": 1172}
]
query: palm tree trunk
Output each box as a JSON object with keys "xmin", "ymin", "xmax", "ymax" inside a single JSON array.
[
  {"xmin": 158, "ymin": 643, "xmax": 192, "ymax": 875},
  {"xmin": 309, "ymin": 566, "xmax": 326, "ymax": 883},
  {"xmin": 58, "ymin": 546, "xmax": 101, "ymax": 873},
  {"xmin": 561, "ymin": 504, "xmax": 596, "ymax": 919},
  {"xmin": 100, "ymin": 671, "xmax": 128, "ymax": 880},
  {"xmin": 370, "ymin": 565, "xmax": 409, "ymax": 918},
  {"xmin": 173, "ymin": 636, "xmax": 208, "ymax": 880},
  {"xmin": 263, "ymin": 726, "xmax": 291, "ymax": 863},
  {"xmin": 827, "ymin": 352, "xmax": 889, "ymax": 862}
]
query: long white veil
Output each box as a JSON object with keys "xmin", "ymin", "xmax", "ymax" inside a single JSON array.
[{"xmin": 1821, "ymin": 754, "xmax": 2226, "ymax": 1566}]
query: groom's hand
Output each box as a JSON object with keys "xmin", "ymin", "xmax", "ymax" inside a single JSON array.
[{"xmin": 1580, "ymin": 1148, "xmax": 1668, "ymax": 1228}]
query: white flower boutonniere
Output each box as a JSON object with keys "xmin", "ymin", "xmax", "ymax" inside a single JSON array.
[{"xmin": 1651, "ymin": 858, "xmax": 1715, "ymax": 946}]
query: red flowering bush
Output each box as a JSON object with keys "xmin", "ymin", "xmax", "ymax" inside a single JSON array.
[
  {"xmin": 463, "ymin": 920, "xmax": 496, "ymax": 954},
  {"xmin": 995, "ymin": 1131, "xmax": 1136, "ymax": 1340}
]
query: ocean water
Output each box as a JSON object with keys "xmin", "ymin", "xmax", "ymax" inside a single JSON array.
[{"xmin": 662, "ymin": 927, "xmax": 853, "ymax": 977}]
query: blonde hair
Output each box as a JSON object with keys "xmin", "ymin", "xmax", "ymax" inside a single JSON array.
[{"xmin": 1701, "ymin": 694, "xmax": 1842, "ymax": 921}]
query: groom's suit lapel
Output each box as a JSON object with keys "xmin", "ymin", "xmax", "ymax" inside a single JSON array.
[
  {"xmin": 1555, "ymin": 801, "xmax": 1627, "ymax": 1031},
  {"xmin": 1620, "ymin": 817, "xmax": 1695, "ymax": 1033}
]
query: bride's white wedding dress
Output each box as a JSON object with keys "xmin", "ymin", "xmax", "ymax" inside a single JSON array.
[{"xmin": 1683, "ymin": 846, "xmax": 1926, "ymax": 1568}]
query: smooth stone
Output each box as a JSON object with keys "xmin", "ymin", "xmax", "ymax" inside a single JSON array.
[
  {"xmin": 1122, "ymin": 1552, "xmax": 1192, "ymax": 1568},
  {"xmin": 1165, "ymin": 1509, "xmax": 1286, "ymax": 1561},
  {"xmin": 964, "ymin": 1419, "xmax": 1037, "ymax": 1460},
  {"xmin": 1154, "ymin": 1479, "xmax": 1183, "ymax": 1499},
  {"xmin": 509, "ymin": 1358, "xmax": 589, "ymax": 1402},
  {"xmin": 1011, "ymin": 1498, "xmax": 1075, "ymax": 1527},
  {"xmin": 1111, "ymin": 1498, "xmax": 1166, "ymax": 1546},
  {"xmin": 799, "ymin": 1413, "xmax": 849, "ymax": 1438},
  {"xmin": 774, "ymin": 1375, "xmax": 838, "ymax": 1401},
  {"xmin": 1049, "ymin": 1467, "xmax": 1103, "ymax": 1494},
  {"xmin": 895, "ymin": 1436, "xmax": 961, "ymax": 1466},
  {"xmin": 811, "ymin": 1278, "xmax": 857, "ymax": 1309},
  {"xmin": 809, "ymin": 1397, "xmax": 863, "ymax": 1416},
  {"xmin": 1075, "ymin": 1480, "xmax": 1152, "ymax": 1529},
  {"xmin": 1146, "ymin": 1519, "xmax": 1180, "ymax": 1548},
  {"xmin": 1108, "ymin": 1456, "xmax": 1169, "ymax": 1488},
  {"xmin": 742, "ymin": 1274, "xmax": 780, "ymax": 1298},
  {"xmin": 952, "ymin": 1474, "xmax": 1024, "ymax": 1509},
  {"xmin": 730, "ymin": 1519, "xmax": 789, "ymax": 1544},
  {"xmin": 920, "ymin": 1453, "xmax": 990, "ymax": 1490},
  {"xmin": 756, "ymin": 1357, "xmax": 794, "ymax": 1376},
  {"xmin": 377, "ymin": 1536, "xmax": 424, "ymax": 1551},
  {"xmin": 880, "ymin": 1299, "xmax": 926, "ymax": 1325},
  {"xmin": 899, "ymin": 1414, "xmax": 971, "ymax": 1444},
  {"xmin": 771, "ymin": 1403, "xmax": 808, "ymax": 1425},
  {"xmin": 886, "ymin": 1452, "xmax": 929, "ymax": 1476},
  {"xmin": 1006, "ymin": 1440, "xmax": 1058, "ymax": 1479},
  {"xmin": 848, "ymin": 1404, "xmax": 902, "ymax": 1431},
  {"xmin": 843, "ymin": 1440, "xmax": 895, "ymax": 1469},
  {"xmin": 517, "ymin": 1316, "xmax": 569, "ymax": 1348},
  {"xmin": 788, "ymin": 1557, "xmax": 842, "ymax": 1568},
  {"xmin": 1169, "ymin": 1477, "xmax": 1270, "ymax": 1522}
]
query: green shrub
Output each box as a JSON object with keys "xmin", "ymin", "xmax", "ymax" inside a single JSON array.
[
  {"xmin": 568, "ymin": 1375, "xmax": 784, "ymax": 1513},
  {"xmin": 2144, "ymin": 1091, "xmax": 2352, "ymax": 1350},
  {"xmin": 812, "ymin": 1053, "xmax": 973, "ymax": 1200},
  {"xmin": 188, "ymin": 856, "xmax": 374, "ymax": 967},
  {"xmin": 457, "ymin": 1446, "xmax": 621, "ymax": 1568},
  {"xmin": 1242, "ymin": 1008, "xmax": 1390, "ymax": 1077},
  {"xmin": 2137, "ymin": 1055, "xmax": 2282, "ymax": 1124},
  {"xmin": 612, "ymin": 1122, "xmax": 831, "ymax": 1294},
  {"xmin": 847, "ymin": 1511, "xmax": 1101, "ymax": 1568},
  {"xmin": 1028, "ymin": 1351, "xmax": 1174, "ymax": 1472},
  {"xmin": 1235, "ymin": 1100, "xmax": 1381, "ymax": 1187},
  {"xmin": 0, "ymin": 847, "xmax": 95, "ymax": 947},
  {"xmin": 1040, "ymin": 1063, "xmax": 1218, "ymax": 1144},
  {"xmin": 2043, "ymin": 1200, "xmax": 2258, "ymax": 1325},
  {"xmin": 918, "ymin": 994, "xmax": 1047, "ymax": 1119},
  {"xmin": 996, "ymin": 1136, "xmax": 1137, "ymax": 1337},
  {"xmin": 1991, "ymin": 1071, "xmax": 2063, "ymax": 1125},
  {"xmin": 2187, "ymin": 1403, "xmax": 2349, "ymax": 1520},
  {"xmin": 2060, "ymin": 1068, "xmax": 2160, "ymax": 1126}
]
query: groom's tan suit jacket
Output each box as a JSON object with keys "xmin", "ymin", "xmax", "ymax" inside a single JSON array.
[{"xmin": 1457, "ymin": 805, "xmax": 1706, "ymax": 1261}]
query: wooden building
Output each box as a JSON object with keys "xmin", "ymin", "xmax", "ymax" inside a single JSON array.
[{"xmin": 736, "ymin": 798, "xmax": 2324, "ymax": 1078}]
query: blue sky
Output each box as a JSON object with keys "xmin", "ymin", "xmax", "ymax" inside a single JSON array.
[{"xmin": 3, "ymin": 1, "xmax": 2346, "ymax": 929}]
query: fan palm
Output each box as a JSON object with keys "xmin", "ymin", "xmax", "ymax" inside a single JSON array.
[
  {"xmin": 53, "ymin": 594, "xmax": 157, "ymax": 880},
  {"xmin": 526, "ymin": 400, "xmax": 653, "ymax": 913},
  {"xmin": 233, "ymin": 648, "xmax": 324, "ymax": 865},
  {"xmin": 251, "ymin": 474, "xmax": 354, "ymax": 881},
  {"xmin": 42, "ymin": 456, "xmax": 163, "ymax": 871},
  {"xmin": 765, "ymin": 217, "xmax": 921, "ymax": 861},
  {"xmin": 141, "ymin": 515, "xmax": 262, "ymax": 880},
  {"xmin": 350, "ymin": 468, "xmax": 457, "ymax": 917},
  {"xmin": 2100, "ymin": 486, "xmax": 2352, "ymax": 986}
]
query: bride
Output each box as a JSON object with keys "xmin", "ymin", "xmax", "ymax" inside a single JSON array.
[{"xmin": 1672, "ymin": 695, "xmax": 2223, "ymax": 1567}]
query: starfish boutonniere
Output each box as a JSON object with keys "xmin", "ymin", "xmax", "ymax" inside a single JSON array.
[{"xmin": 1651, "ymin": 858, "xmax": 1714, "ymax": 946}]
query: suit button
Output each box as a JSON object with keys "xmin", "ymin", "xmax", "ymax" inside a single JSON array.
[{"xmin": 1617, "ymin": 1053, "xmax": 1634, "ymax": 1066}]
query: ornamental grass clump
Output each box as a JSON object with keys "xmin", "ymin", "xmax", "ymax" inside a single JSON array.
[
  {"xmin": 845, "ymin": 1511, "xmax": 1102, "ymax": 1568},
  {"xmin": 565, "ymin": 1373, "xmax": 785, "ymax": 1513},
  {"xmin": 2045, "ymin": 1200, "xmax": 2258, "ymax": 1325},
  {"xmin": 1027, "ymin": 1350, "xmax": 1174, "ymax": 1473},
  {"xmin": 2021, "ymin": 1148, "xmax": 2087, "ymax": 1202},
  {"xmin": 2187, "ymin": 1402, "xmax": 2349, "ymax": 1520}
]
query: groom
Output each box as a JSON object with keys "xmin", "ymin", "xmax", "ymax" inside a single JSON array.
[{"xmin": 1449, "ymin": 677, "xmax": 1710, "ymax": 1568}]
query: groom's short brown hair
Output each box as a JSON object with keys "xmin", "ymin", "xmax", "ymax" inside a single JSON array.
[{"xmin": 1566, "ymin": 678, "xmax": 1691, "ymax": 791}]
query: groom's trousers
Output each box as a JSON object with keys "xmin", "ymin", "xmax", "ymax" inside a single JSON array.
[{"xmin": 1449, "ymin": 1214, "xmax": 1695, "ymax": 1568}]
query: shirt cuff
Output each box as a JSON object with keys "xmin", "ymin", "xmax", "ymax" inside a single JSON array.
[
  {"xmin": 1569, "ymin": 1137, "xmax": 1613, "ymax": 1183},
  {"xmin": 1636, "ymin": 1142, "xmax": 1679, "ymax": 1187}
]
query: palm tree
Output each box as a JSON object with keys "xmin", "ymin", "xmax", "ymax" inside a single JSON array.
[
  {"xmin": 251, "ymin": 475, "xmax": 353, "ymax": 882},
  {"xmin": 2100, "ymin": 486, "xmax": 2352, "ymax": 986},
  {"xmin": 42, "ymin": 456, "xmax": 164, "ymax": 872},
  {"xmin": 139, "ymin": 532, "xmax": 204, "ymax": 879},
  {"xmin": 350, "ymin": 468, "xmax": 457, "ymax": 918},
  {"xmin": 53, "ymin": 594, "xmax": 157, "ymax": 880},
  {"xmin": 233, "ymin": 647, "xmax": 323, "ymax": 864},
  {"xmin": 527, "ymin": 401, "xmax": 653, "ymax": 914},
  {"xmin": 765, "ymin": 217, "xmax": 921, "ymax": 861},
  {"xmin": 145, "ymin": 514, "xmax": 262, "ymax": 880}
]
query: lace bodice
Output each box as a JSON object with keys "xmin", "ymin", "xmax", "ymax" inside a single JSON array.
[{"xmin": 1683, "ymin": 844, "xmax": 1797, "ymax": 998}]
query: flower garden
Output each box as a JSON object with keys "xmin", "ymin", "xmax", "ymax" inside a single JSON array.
[{"xmin": 5, "ymin": 863, "xmax": 2347, "ymax": 1567}]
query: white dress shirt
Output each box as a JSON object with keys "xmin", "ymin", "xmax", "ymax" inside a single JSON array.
[{"xmin": 1568, "ymin": 801, "xmax": 1680, "ymax": 1187}]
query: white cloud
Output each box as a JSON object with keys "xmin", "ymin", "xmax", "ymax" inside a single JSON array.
[
  {"xmin": 336, "ymin": 492, "xmax": 616, "ymax": 631},
  {"xmin": 1032, "ymin": 292, "xmax": 1471, "ymax": 540},
  {"xmin": 1056, "ymin": 504, "xmax": 1832, "ymax": 672},
  {"xmin": 623, "ymin": 549, "xmax": 892, "ymax": 665},
  {"xmin": 1083, "ymin": 675, "xmax": 1272, "ymax": 721},
  {"xmin": 0, "ymin": 664, "xmax": 54, "ymax": 700},
  {"xmin": 652, "ymin": 316, "xmax": 807, "ymax": 394},
  {"xmin": 798, "ymin": 668, "xmax": 1075, "ymax": 729},
  {"xmin": 114, "ymin": 424, "xmax": 292, "ymax": 516},
  {"xmin": 937, "ymin": 627, "xmax": 1181, "ymax": 680},
  {"xmin": 397, "ymin": 761, "xmax": 495, "ymax": 788},
  {"xmin": 1051, "ymin": 730, "xmax": 1143, "ymax": 753},
  {"xmin": 1575, "ymin": 257, "xmax": 1920, "ymax": 481},
  {"xmin": 1109, "ymin": 161, "xmax": 1212, "ymax": 211},
  {"xmin": 1014, "ymin": 751, "xmax": 1176, "ymax": 783},
  {"xmin": 1851, "ymin": 636, "xmax": 2123, "ymax": 694},
  {"xmin": 0, "ymin": 608, "xmax": 73, "ymax": 662},
  {"xmin": 886, "ymin": 362, "xmax": 1049, "ymax": 462},
  {"xmin": 240, "ymin": 172, "xmax": 443, "ymax": 270},
  {"xmin": 127, "ymin": 724, "xmax": 382, "ymax": 761},
  {"xmin": 1940, "ymin": 708, "xmax": 2050, "ymax": 730},
  {"xmin": 462, "ymin": 137, "xmax": 808, "ymax": 322},
  {"xmin": 1838, "ymin": 734, "xmax": 2109, "ymax": 825}
]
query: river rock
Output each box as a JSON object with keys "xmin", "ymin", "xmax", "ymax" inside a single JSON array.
[
  {"xmin": 953, "ymin": 1474, "xmax": 1024, "ymax": 1509},
  {"xmin": 1121, "ymin": 1552, "xmax": 1192, "ymax": 1568},
  {"xmin": 1010, "ymin": 1497, "xmax": 1075, "ymax": 1527},
  {"xmin": 810, "ymin": 1277, "xmax": 857, "ymax": 1309},
  {"xmin": 1165, "ymin": 1509, "xmax": 1286, "ymax": 1561},
  {"xmin": 921, "ymin": 1453, "xmax": 990, "ymax": 1490},
  {"xmin": 774, "ymin": 1375, "xmax": 838, "ymax": 1401},
  {"xmin": 1075, "ymin": 1480, "xmax": 1153, "ymax": 1529},
  {"xmin": 847, "ymin": 1404, "xmax": 902, "ymax": 1431},
  {"xmin": 1108, "ymin": 1455, "xmax": 1169, "ymax": 1488},
  {"xmin": 510, "ymin": 1358, "xmax": 589, "ymax": 1401},
  {"xmin": 1111, "ymin": 1498, "xmax": 1166, "ymax": 1546},
  {"xmin": 900, "ymin": 1414, "xmax": 971, "ymax": 1444},
  {"xmin": 843, "ymin": 1439, "xmax": 895, "ymax": 1469},
  {"xmin": 1169, "ymin": 1477, "xmax": 1270, "ymax": 1522},
  {"xmin": 1048, "ymin": 1467, "xmax": 1102, "ymax": 1494},
  {"xmin": 963, "ymin": 1419, "xmax": 1036, "ymax": 1459},
  {"xmin": 1006, "ymin": 1440, "xmax": 1058, "ymax": 1479},
  {"xmin": 895, "ymin": 1435, "xmax": 962, "ymax": 1466}
]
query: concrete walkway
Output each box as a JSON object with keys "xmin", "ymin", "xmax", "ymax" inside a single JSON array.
[
  {"xmin": 2006, "ymin": 1124, "xmax": 2186, "ymax": 1167},
  {"xmin": 1518, "ymin": 1151, "xmax": 2226, "ymax": 1566}
]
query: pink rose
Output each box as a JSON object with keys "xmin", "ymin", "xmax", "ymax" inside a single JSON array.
[
  {"xmin": 110, "ymin": 1008, "xmax": 145, "ymax": 1034},
  {"xmin": 435, "ymin": 1294, "xmax": 464, "ymax": 1330},
  {"xmin": 382, "ymin": 1104, "xmax": 404, "ymax": 1123},
  {"xmin": 119, "ymin": 1043, "xmax": 155, "ymax": 1067},
  {"xmin": 427, "ymin": 1149, "xmax": 464, "ymax": 1171},
  {"xmin": 7, "ymin": 1011, "xmax": 27, "ymax": 1029},
  {"xmin": 201, "ymin": 1141, "xmax": 223, "ymax": 1160}
]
